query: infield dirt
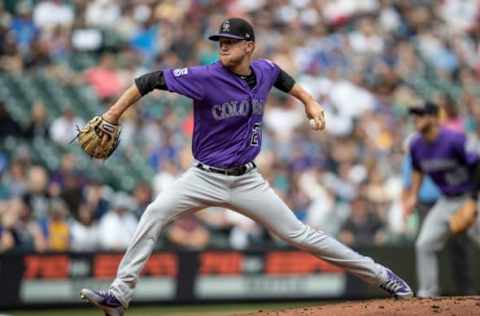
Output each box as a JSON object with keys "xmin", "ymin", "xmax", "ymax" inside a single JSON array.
[{"xmin": 238, "ymin": 296, "xmax": 480, "ymax": 316}]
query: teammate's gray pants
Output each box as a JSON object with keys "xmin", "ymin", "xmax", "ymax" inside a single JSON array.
[
  {"xmin": 110, "ymin": 167, "xmax": 388, "ymax": 307},
  {"xmin": 415, "ymin": 195, "xmax": 480, "ymax": 297}
]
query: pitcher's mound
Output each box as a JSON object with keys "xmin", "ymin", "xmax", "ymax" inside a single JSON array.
[{"xmin": 240, "ymin": 296, "xmax": 480, "ymax": 316}]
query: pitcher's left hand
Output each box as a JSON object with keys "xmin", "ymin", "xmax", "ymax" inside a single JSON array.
[{"xmin": 305, "ymin": 102, "xmax": 326, "ymax": 131}]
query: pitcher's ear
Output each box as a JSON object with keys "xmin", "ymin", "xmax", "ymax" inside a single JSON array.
[{"xmin": 246, "ymin": 41, "xmax": 255, "ymax": 53}]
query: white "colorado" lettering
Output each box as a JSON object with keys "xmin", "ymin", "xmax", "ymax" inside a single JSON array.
[{"xmin": 212, "ymin": 99, "xmax": 264, "ymax": 120}]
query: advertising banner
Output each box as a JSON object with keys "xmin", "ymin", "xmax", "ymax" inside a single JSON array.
[{"xmin": 0, "ymin": 250, "xmax": 347, "ymax": 307}]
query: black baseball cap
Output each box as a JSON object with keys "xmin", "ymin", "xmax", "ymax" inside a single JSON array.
[
  {"xmin": 408, "ymin": 101, "xmax": 439, "ymax": 116},
  {"xmin": 208, "ymin": 18, "xmax": 255, "ymax": 42}
]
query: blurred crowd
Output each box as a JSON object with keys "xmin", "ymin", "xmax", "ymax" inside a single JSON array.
[{"xmin": 2, "ymin": 0, "xmax": 480, "ymax": 253}]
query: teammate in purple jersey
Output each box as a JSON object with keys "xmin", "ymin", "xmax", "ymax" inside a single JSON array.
[
  {"xmin": 80, "ymin": 18, "xmax": 412, "ymax": 316},
  {"xmin": 403, "ymin": 101, "xmax": 480, "ymax": 297}
]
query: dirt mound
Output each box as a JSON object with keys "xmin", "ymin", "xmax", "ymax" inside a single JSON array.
[{"xmin": 238, "ymin": 296, "xmax": 480, "ymax": 316}]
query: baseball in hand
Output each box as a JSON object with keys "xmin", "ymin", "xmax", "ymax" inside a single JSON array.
[{"xmin": 309, "ymin": 118, "xmax": 318, "ymax": 129}]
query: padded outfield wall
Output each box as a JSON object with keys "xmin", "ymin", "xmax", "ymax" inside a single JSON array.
[{"xmin": 1, "ymin": 247, "xmax": 480, "ymax": 308}]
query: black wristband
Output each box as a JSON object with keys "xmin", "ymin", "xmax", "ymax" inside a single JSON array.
[
  {"xmin": 470, "ymin": 161, "xmax": 480, "ymax": 201},
  {"xmin": 470, "ymin": 191, "xmax": 478, "ymax": 201}
]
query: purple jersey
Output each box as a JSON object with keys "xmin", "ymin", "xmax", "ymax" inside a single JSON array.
[
  {"xmin": 163, "ymin": 59, "xmax": 280, "ymax": 168},
  {"xmin": 409, "ymin": 128, "xmax": 480, "ymax": 196}
]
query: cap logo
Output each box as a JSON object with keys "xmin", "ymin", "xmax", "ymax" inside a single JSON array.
[
  {"xmin": 245, "ymin": 33, "xmax": 250, "ymax": 38},
  {"xmin": 222, "ymin": 20, "xmax": 231, "ymax": 32}
]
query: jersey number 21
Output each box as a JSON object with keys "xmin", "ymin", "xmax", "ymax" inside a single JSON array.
[{"xmin": 250, "ymin": 122, "xmax": 261, "ymax": 147}]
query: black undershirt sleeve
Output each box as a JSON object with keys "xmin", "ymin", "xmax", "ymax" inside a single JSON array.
[
  {"xmin": 273, "ymin": 68, "xmax": 295, "ymax": 93},
  {"xmin": 134, "ymin": 70, "xmax": 168, "ymax": 96}
]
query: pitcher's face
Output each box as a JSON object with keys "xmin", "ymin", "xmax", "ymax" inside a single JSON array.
[
  {"xmin": 413, "ymin": 112, "xmax": 437, "ymax": 134},
  {"xmin": 218, "ymin": 38, "xmax": 254, "ymax": 67}
]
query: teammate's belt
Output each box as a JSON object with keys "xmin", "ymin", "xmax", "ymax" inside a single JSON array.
[
  {"xmin": 195, "ymin": 161, "xmax": 256, "ymax": 176},
  {"xmin": 444, "ymin": 191, "xmax": 467, "ymax": 198}
]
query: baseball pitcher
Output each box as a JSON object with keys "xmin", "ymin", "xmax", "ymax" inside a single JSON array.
[
  {"xmin": 403, "ymin": 101, "xmax": 480, "ymax": 297},
  {"xmin": 78, "ymin": 18, "xmax": 412, "ymax": 316}
]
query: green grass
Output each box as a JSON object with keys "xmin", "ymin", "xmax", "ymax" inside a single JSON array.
[{"xmin": 8, "ymin": 302, "xmax": 318, "ymax": 316}]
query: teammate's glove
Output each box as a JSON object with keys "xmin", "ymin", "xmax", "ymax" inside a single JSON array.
[
  {"xmin": 449, "ymin": 198, "xmax": 478, "ymax": 235},
  {"xmin": 74, "ymin": 116, "xmax": 121, "ymax": 160}
]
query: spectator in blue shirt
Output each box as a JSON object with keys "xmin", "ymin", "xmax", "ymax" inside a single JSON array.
[{"xmin": 9, "ymin": 3, "xmax": 38, "ymax": 55}]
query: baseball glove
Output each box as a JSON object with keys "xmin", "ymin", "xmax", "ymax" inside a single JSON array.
[
  {"xmin": 449, "ymin": 198, "xmax": 478, "ymax": 235},
  {"xmin": 74, "ymin": 116, "xmax": 121, "ymax": 159}
]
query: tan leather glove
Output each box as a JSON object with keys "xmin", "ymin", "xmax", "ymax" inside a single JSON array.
[
  {"xmin": 449, "ymin": 198, "xmax": 478, "ymax": 235},
  {"xmin": 75, "ymin": 116, "xmax": 121, "ymax": 160}
]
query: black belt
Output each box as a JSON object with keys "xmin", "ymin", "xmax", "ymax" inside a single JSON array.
[
  {"xmin": 196, "ymin": 161, "xmax": 256, "ymax": 176},
  {"xmin": 444, "ymin": 191, "xmax": 466, "ymax": 198}
]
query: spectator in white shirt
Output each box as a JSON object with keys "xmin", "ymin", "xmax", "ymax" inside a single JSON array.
[
  {"xmin": 98, "ymin": 192, "xmax": 137, "ymax": 250},
  {"xmin": 85, "ymin": 0, "xmax": 121, "ymax": 29},
  {"xmin": 70, "ymin": 203, "xmax": 99, "ymax": 252},
  {"xmin": 50, "ymin": 107, "xmax": 85, "ymax": 145},
  {"xmin": 33, "ymin": 0, "xmax": 74, "ymax": 31}
]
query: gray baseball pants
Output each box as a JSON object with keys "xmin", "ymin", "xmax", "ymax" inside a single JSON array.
[
  {"xmin": 110, "ymin": 165, "xmax": 388, "ymax": 307},
  {"xmin": 416, "ymin": 195, "xmax": 480, "ymax": 297}
]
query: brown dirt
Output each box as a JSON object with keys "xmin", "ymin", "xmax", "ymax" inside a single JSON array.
[{"xmin": 236, "ymin": 296, "xmax": 480, "ymax": 316}]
